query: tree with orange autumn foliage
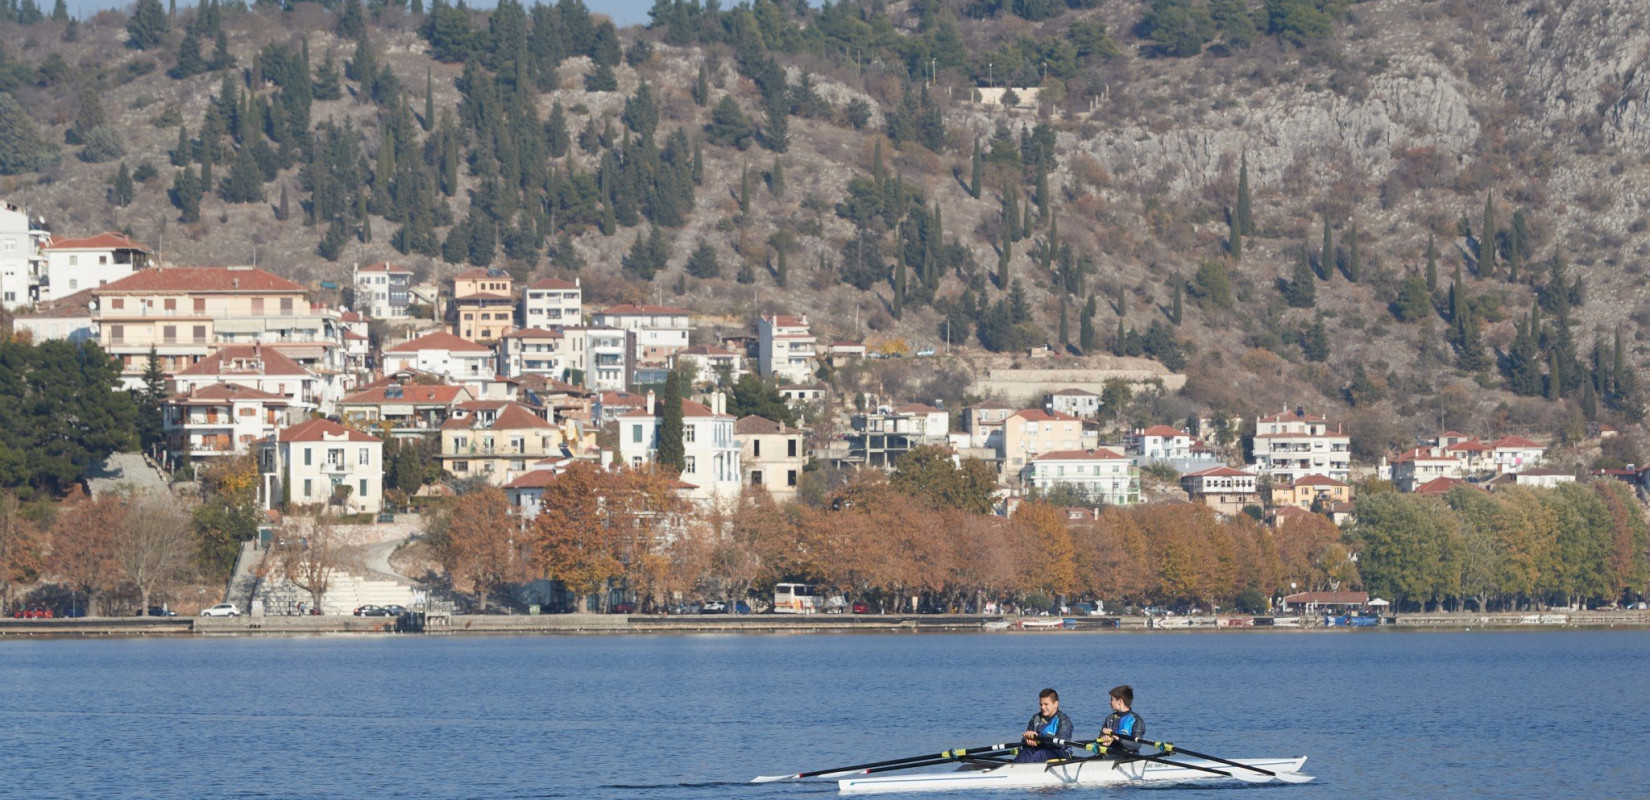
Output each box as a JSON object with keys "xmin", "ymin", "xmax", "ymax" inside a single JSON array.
[
  {"xmin": 47, "ymin": 491, "xmax": 124, "ymax": 615},
  {"xmin": 435, "ymin": 486, "xmax": 529, "ymax": 612},
  {"xmin": 0, "ymin": 492, "xmax": 42, "ymax": 614},
  {"xmin": 529, "ymin": 462, "xmax": 626, "ymax": 612},
  {"xmin": 1012, "ymin": 501, "xmax": 1078, "ymax": 602}
]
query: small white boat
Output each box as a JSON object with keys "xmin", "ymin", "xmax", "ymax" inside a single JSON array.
[
  {"xmin": 838, "ymin": 755, "xmax": 1309, "ymax": 794},
  {"xmin": 981, "ymin": 619, "xmax": 1011, "ymax": 630},
  {"xmin": 1017, "ymin": 618, "xmax": 1075, "ymax": 630}
]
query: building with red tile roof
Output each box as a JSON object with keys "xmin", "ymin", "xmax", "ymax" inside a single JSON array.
[{"xmin": 256, "ymin": 419, "xmax": 384, "ymax": 514}]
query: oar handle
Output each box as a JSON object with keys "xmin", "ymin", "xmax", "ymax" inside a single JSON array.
[
  {"xmin": 755, "ymin": 742, "xmax": 1022, "ymax": 782},
  {"xmin": 1048, "ymin": 738, "xmax": 1237, "ymax": 779}
]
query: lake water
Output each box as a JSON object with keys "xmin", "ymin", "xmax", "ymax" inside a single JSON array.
[{"xmin": 1, "ymin": 630, "xmax": 1646, "ymax": 799}]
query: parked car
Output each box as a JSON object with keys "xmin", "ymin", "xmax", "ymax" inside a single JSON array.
[
  {"xmin": 915, "ymin": 348, "xmax": 936, "ymax": 357},
  {"xmin": 1630, "ymin": 601, "xmax": 1649, "ymax": 610},
  {"xmin": 852, "ymin": 601, "xmax": 871, "ymax": 614},
  {"xmin": 734, "ymin": 600, "xmax": 751, "ymax": 614},
  {"xmin": 383, "ymin": 605, "xmax": 407, "ymax": 616},
  {"xmin": 143, "ymin": 606, "xmax": 178, "ymax": 617},
  {"xmin": 200, "ymin": 603, "xmax": 240, "ymax": 618},
  {"xmin": 611, "ymin": 602, "xmax": 636, "ymax": 614},
  {"xmin": 354, "ymin": 605, "xmax": 393, "ymax": 617},
  {"xmin": 699, "ymin": 600, "xmax": 728, "ymax": 614},
  {"xmin": 1071, "ymin": 602, "xmax": 1096, "ymax": 617}
]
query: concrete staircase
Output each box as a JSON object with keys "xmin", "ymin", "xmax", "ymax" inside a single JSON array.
[
  {"xmin": 253, "ymin": 567, "xmax": 419, "ymax": 616},
  {"xmin": 224, "ymin": 541, "xmax": 263, "ymax": 610}
]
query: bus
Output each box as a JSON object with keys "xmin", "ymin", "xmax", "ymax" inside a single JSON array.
[{"xmin": 772, "ymin": 583, "xmax": 822, "ymax": 614}]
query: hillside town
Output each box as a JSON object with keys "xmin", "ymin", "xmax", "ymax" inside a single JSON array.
[{"xmin": 1, "ymin": 211, "xmax": 1642, "ymax": 619}]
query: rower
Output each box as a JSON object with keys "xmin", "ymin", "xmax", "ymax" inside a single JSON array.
[
  {"xmin": 1095, "ymin": 685, "xmax": 1144, "ymax": 758},
  {"xmin": 1012, "ymin": 688, "xmax": 1073, "ymax": 763}
]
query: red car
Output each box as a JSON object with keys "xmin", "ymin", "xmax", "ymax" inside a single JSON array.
[
  {"xmin": 852, "ymin": 602, "xmax": 871, "ymax": 614},
  {"xmin": 12, "ymin": 607, "xmax": 54, "ymax": 619},
  {"xmin": 612, "ymin": 602, "xmax": 636, "ymax": 614}
]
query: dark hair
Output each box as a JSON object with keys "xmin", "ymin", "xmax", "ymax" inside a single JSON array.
[
  {"xmin": 1110, "ymin": 685, "xmax": 1133, "ymax": 705},
  {"xmin": 1039, "ymin": 688, "xmax": 1059, "ymax": 701}
]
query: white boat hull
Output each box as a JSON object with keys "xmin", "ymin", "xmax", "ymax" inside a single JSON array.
[{"xmin": 838, "ymin": 756, "xmax": 1308, "ymax": 794}]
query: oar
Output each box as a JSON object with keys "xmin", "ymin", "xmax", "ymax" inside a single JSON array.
[
  {"xmin": 750, "ymin": 743, "xmax": 1021, "ymax": 783},
  {"xmin": 1044, "ymin": 738, "xmax": 1271, "ymax": 783},
  {"xmin": 1122, "ymin": 736, "xmax": 1313, "ymax": 784}
]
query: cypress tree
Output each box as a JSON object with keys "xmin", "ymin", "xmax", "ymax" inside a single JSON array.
[
  {"xmin": 1227, "ymin": 207, "xmax": 1242, "ymax": 261},
  {"xmin": 1345, "ymin": 219, "xmax": 1359, "ymax": 282},
  {"xmin": 776, "ymin": 247, "xmax": 787, "ymax": 288},
  {"xmin": 1235, "ymin": 152, "xmax": 1252, "ymax": 236},
  {"xmin": 657, "ymin": 369, "xmax": 685, "ymax": 472},
  {"xmin": 1113, "ymin": 318, "xmax": 1127, "ymax": 357},
  {"xmin": 1546, "ymin": 347, "xmax": 1562, "ymax": 401},
  {"xmin": 997, "ymin": 229, "xmax": 1011, "ymax": 288},
  {"xmin": 277, "ymin": 183, "xmax": 290, "ymax": 220},
  {"xmin": 693, "ymin": 62, "xmax": 709, "ymax": 107},
  {"xmin": 739, "ymin": 165, "xmax": 750, "ymax": 216},
  {"xmin": 1079, "ymin": 294, "xmax": 1097, "ymax": 353},
  {"xmin": 1319, "ymin": 214, "xmax": 1333, "ymax": 280},
  {"xmin": 970, "ymin": 138, "xmax": 983, "ymax": 199},
  {"xmin": 424, "ymin": 66, "xmax": 434, "ymax": 131},
  {"xmin": 1171, "ymin": 279, "xmax": 1183, "ymax": 325},
  {"xmin": 1425, "ymin": 232, "xmax": 1438, "ymax": 292},
  {"xmin": 893, "ymin": 256, "xmax": 906, "ymax": 319},
  {"xmin": 1058, "ymin": 295, "xmax": 1069, "ymax": 347},
  {"xmin": 110, "ymin": 162, "xmax": 135, "ymax": 206},
  {"xmin": 1116, "ymin": 283, "xmax": 1126, "ymax": 318},
  {"xmin": 692, "ymin": 138, "xmax": 703, "ymax": 184},
  {"xmin": 769, "ymin": 157, "xmax": 785, "ymax": 197},
  {"xmin": 1480, "ymin": 193, "xmax": 1496, "ymax": 277}
]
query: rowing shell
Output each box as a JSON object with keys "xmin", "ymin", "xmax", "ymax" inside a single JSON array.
[{"xmin": 837, "ymin": 755, "xmax": 1309, "ymax": 794}]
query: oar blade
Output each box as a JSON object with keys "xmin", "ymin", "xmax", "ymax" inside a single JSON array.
[
  {"xmin": 749, "ymin": 774, "xmax": 799, "ymax": 784},
  {"xmin": 1272, "ymin": 771, "xmax": 1314, "ymax": 784}
]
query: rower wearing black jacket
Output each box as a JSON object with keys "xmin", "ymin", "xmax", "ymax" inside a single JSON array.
[
  {"xmin": 1012, "ymin": 688, "xmax": 1073, "ymax": 763},
  {"xmin": 1097, "ymin": 685, "xmax": 1145, "ymax": 757}
]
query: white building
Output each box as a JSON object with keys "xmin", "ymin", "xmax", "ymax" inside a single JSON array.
[
  {"xmin": 171, "ymin": 345, "xmax": 322, "ymax": 414},
  {"xmin": 671, "ymin": 345, "xmax": 744, "ymax": 385},
  {"xmin": 758, "ymin": 314, "xmax": 818, "ymax": 383},
  {"xmin": 1250, "ymin": 407, "xmax": 1352, "ymax": 483},
  {"xmin": 498, "ymin": 327, "xmax": 569, "ymax": 380},
  {"xmin": 592, "ymin": 304, "xmax": 692, "ymax": 361},
  {"xmin": 617, "ymin": 391, "xmax": 741, "ymax": 502},
  {"xmin": 352, "ymin": 262, "xmax": 415, "ymax": 319},
  {"xmin": 11, "ymin": 288, "xmax": 98, "ymax": 343},
  {"xmin": 0, "ymin": 200, "xmax": 48, "ymax": 310},
  {"xmin": 520, "ymin": 277, "xmax": 582, "ymax": 329},
  {"xmin": 257, "ymin": 419, "xmax": 384, "ymax": 514},
  {"xmin": 571, "ymin": 325, "xmax": 632, "ymax": 392},
  {"xmin": 39, "ymin": 232, "xmax": 150, "ymax": 302},
  {"xmin": 1127, "ymin": 425, "xmax": 1194, "ymax": 461},
  {"xmin": 1488, "ymin": 436, "xmax": 1546, "ymax": 474},
  {"xmin": 381, "ymin": 331, "xmax": 496, "ymax": 383},
  {"xmin": 1045, "ymin": 388, "xmax": 1100, "ymax": 418},
  {"xmin": 1390, "ymin": 448, "xmax": 1464, "ymax": 493},
  {"xmin": 162, "ymin": 382, "xmax": 300, "ymax": 465},
  {"xmin": 1024, "ymin": 448, "xmax": 1140, "ymax": 506}
]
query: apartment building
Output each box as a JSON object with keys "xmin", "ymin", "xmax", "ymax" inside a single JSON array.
[
  {"xmin": 440, "ymin": 401, "xmax": 586, "ymax": 485},
  {"xmin": 617, "ymin": 392, "xmax": 741, "ymax": 502},
  {"xmin": 381, "ymin": 331, "xmax": 495, "ymax": 382},
  {"xmin": 449, "ymin": 267, "xmax": 515, "ymax": 343},
  {"xmin": 1180, "ymin": 466, "xmax": 1261, "ymax": 516},
  {"xmin": 162, "ymin": 383, "xmax": 299, "ymax": 466},
  {"xmin": 352, "ymin": 262, "xmax": 414, "ymax": 319},
  {"xmin": 336, "ymin": 381, "xmax": 475, "ymax": 437},
  {"xmin": 758, "ymin": 314, "xmax": 817, "ymax": 383},
  {"xmin": 737, "ymin": 415, "xmax": 805, "ymax": 503},
  {"xmin": 497, "ymin": 328, "xmax": 569, "ymax": 380},
  {"xmin": 0, "ymin": 200, "xmax": 47, "ymax": 310},
  {"xmin": 1024, "ymin": 448, "xmax": 1140, "ymax": 506},
  {"xmin": 592, "ymin": 304, "xmax": 691, "ymax": 360},
  {"xmin": 1250, "ymin": 407, "xmax": 1352, "ymax": 483},
  {"xmin": 39, "ymin": 232, "xmax": 149, "ymax": 302},
  {"xmin": 520, "ymin": 277, "xmax": 582, "ymax": 328},
  {"xmin": 1000, "ymin": 409, "xmax": 1097, "ymax": 477},
  {"xmin": 170, "ymin": 345, "xmax": 321, "ymax": 413}
]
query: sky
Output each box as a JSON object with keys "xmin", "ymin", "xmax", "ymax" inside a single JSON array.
[{"xmin": 70, "ymin": 0, "xmax": 660, "ymax": 29}]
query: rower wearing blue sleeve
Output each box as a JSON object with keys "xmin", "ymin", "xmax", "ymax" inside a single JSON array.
[
  {"xmin": 1097, "ymin": 685, "xmax": 1144, "ymax": 757},
  {"xmin": 1012, "ymin": 688, "xmax": 1073, "ymax": 763}
]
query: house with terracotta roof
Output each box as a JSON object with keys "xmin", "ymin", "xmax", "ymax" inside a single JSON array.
[
  {"xmin": 382, "ymin": 331, "xmax": 495, "ymax": 383},
  {"xmin": 498, "ymin": 327, "xmax": 570, "ymax": 380},
  {"xmin": 737, "ymin": 415, "xmax": 805, "ymax": 502},
  {"xmin": 256, "ymin": 419, "xmax": 384, "ymax": 514},
  {"xmin": 502, "ymin": 460, "xmax": 579, "ymax": 519},
  {"xmin": 40, "ymin": 231, "xmax": 150, "ymax": 302},
  {"xmin": 1488, "ymin": 436, "xmax": 1546, "ymax": 474},
  {"xmin": 447, "ymin": 267, "xmax": 515, "ymax": 343},
  {"xmin": 758, "ymin": 314, "xmax": 817, "ymax": 383},
  {"xmin": 616, "ymin": 391, "xmax": 741, "ymax": 501},
  {"xmin": 1390, "ymin": 447, "xmax": 1464, "ymax": 492},
  {"xmin": 592, "ymin": 304, "xmax": 692, "ymax": 360},
  {"xmin": 162, "ymin": 383, "xmax": 300, "ymax": 466},
  {"xmin": 171, "ymin": 345, "xmax": 321, "ymax": 412},
  {"xmin": 1045, "ymin": 388, "xmax": 1100, "ymax": 418},
  {"xmin": 1249, "ymin": 406, "xmax": 1351, "ymax": 483},
  {"xmin": 1269, "ymin": 474, "xmax": 1353, "ymax": 510},
  {"xmin": 439, "ymin": 401, "xmax": 590, "ymax": 486},
  {"xmin": 1126, "ymin": 425, "xmax": 1194, "ymax": 461},
  {"xmin": 779, "ymin": 382, "xmax": 826, "ymax": 407},
  {"xmin": 520, "ymin": 276, "xmax": 582, "ymax": 328},
  {"xmin": 1000, "ymin": 409, "xmax": 1098, "ymax": 478},
  {"xmin": 91, "ymin": 265, "xmax": 334, "ymax": 387},
  {"xmin": 671, "ymin": 344, "xmax": 744, "ymax": 385},
  {"xmin": 337, "ymin": 381, "xmax": 475, "ymax": 436},
  {"xmin": 964, "ymin": 401, "xmax": 1015, "ymax": 449},
  {"xmin": 1413, "ymin": 476, "xmax": 1483, "ymax": 496},
  {"xmin": 1510, "ymin": 467, "xmax": 1575, "ymax": 488},
  {"xmin": 1180, "ymin": 466, "xmax": 1261, "ymax": 516},
  {"xmin": 11, "ymin": 288, "xmax": 98, "ymax": 343},
  {"xmin": 0, "ymin": 200, "xmax": 48, "ymax": 310},
  {"xmin": 1024, "ymin": 448, "xmax": 1140, "ymax": 506},
  {"xmin": 352, "ymin": 262, "xmax": 414, "ymax": 320}
]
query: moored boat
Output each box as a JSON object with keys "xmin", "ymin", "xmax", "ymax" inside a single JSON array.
[{"xmin": 837, "ymin": 755, "xmax": 1310, "ymax": 794}]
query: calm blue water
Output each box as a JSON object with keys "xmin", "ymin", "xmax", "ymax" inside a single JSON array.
[{"xmin": 1, "ymin": 630, "xmax": 1646, "ymax": 798}]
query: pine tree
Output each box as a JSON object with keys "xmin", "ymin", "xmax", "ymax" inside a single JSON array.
[
  {"xmin": 1456, "ymin": 305, "xmax": 1491, "ymax": 373},
  {"xmin": 1480, "ymin": 193, "xmax": 1496, "ymax": 277},
  {"xmin": 170, "ymin": 167, "xmax": 202, "ymax": 222},
  {"xmin": 1506, "ymin": 312, "xmax": 1543, "ymax": 396},
  {"xmin": 219, "ymin": 147, "xmax": 264, "ymax": 202},
  {"xmin": 126, "ymin": 0, "xmax": 169, "ymax": 50},
  {"xmin": 1286, "ymin": 248, "xmax": 1316, "ymax": 308},
  {"xmin": 110, "ymin": 162, "xmax": 135, "ymax": 206},
  {"xmin": 686, "ymin": 239, "xmax": 719, "ymax": 279},
  {"xmin": 1301, "ymin": 315, "xmax": 1329, "ymax": 362},
  {"xmin": 1319, "ymin": 214, "xmax": 1333, "ymax": 281},
  {"xmin": 68, "ymin": 84, "xmax": 106, "ymax": 146},
  {"xmin": 51, "ymin": 0, "xmax": 67, "ymax": 22},
  {"xmin": 970, "ymin": 138, "xmax": 983, "ymax": 199},
  {"xmin": 1425, "ymin": 232, "xmax": 1438, "ymax": 292},
  {"xmin": 135, "ymin": 347, "xmax": 167, "ymax": 449},
  {"xmin": 657, "ymin": 369, "xmax": 685, "ymax": 472},
  {"xmin": 622, "ymin": 225, "xmax": 667, "ymax": 280}
]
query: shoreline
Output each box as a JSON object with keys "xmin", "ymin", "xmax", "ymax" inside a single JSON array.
[{"xmin": 2, "ymin": 609, "xmax": 1648, "ymax": 638}]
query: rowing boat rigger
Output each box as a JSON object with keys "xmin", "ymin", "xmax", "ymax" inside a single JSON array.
[{"xmin": 837, "ymin": 755, "xmax": 1310, "ymax": 794}]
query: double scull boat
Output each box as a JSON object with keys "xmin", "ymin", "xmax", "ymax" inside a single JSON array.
[{"xmin": 837, "ymin": 755, "xmax": 1310, "ymax": 794}]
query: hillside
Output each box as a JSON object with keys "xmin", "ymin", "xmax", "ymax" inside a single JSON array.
[{"xmin": 2, "ymin": 0, "xmax": 1648, "ymax": 465}]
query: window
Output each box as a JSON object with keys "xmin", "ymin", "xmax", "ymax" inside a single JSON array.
[
  {"xmin": 251, "ymin": 298, "xmax": 264, "ymax": 314},
  {"xmin": 359, "ymin": 479, "xmax": 368, "ymax": 498},
  {"xmin": 787, "ymin": 470, "xmax": 797, "ymax": 487},
  {"xmin": 358, "ymin": 448, "xmax": 370, "ymax": 465},
  {"xmin": 162, "ymin": 325, "xmax": 177, "ymax": 343},
  {"xmin": 164, "ymin": 298, "xmax": 177, "ymax": 311},
  {"xmin": 751, "ymin": 470, "xmax": 763, "ymax": 486},
  {"xmin": 238, "ymin": 407, "xmax": 256, "ymax": 417},
  {"xmin": 68, "ymin": 255, "xmax": 78, "ymax": 266},
  {"xmin": 683, "ymin": 425, "xmax": 694, "ymax": 443},
  {"xmin": 788, "ymin": 439, "xmax": 798, "ymax": 457},
  {"xmin": 632, "ymin": 425, "xmax": 643, "ymax": 443},
  {"xmin": 194, "ymin": 298, "xmax": 206, "ymax": 313},
  {"xmin": 304, "ymin": 448, "xmax": 313, "ymax": 466},
  {"xmin": 302, "ymin": 478, "xmax": 312, "ymax": 498},
  {"xmin": 111, "ymin": 298, "xmax": 124, "ymax": 310},
  {"xmin": 108, "ymin": 324, "xmax": 123, "ymax": 343},
  {"xmin": 68, "ymin": 279, "xmax": 77, "ymax": 290},
  {"xmin": 753, "ymin": 440, "xmax": 761, "ymax": 457},
  {"xmin": 453, "ymin": 461, "xmax": 468, "ymax": 472},
  {"xmin": 685, "ymin": 456, "xmax": 696, "ymax": 474},
  {"xmin": 280, "ymin": 298, "xmax": 294, "ymax": 314}
]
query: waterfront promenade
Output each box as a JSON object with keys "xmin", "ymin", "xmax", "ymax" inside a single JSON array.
[{"xmin": 2, "ymin": 610, "xmax": 1648, "ymax": 637}]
